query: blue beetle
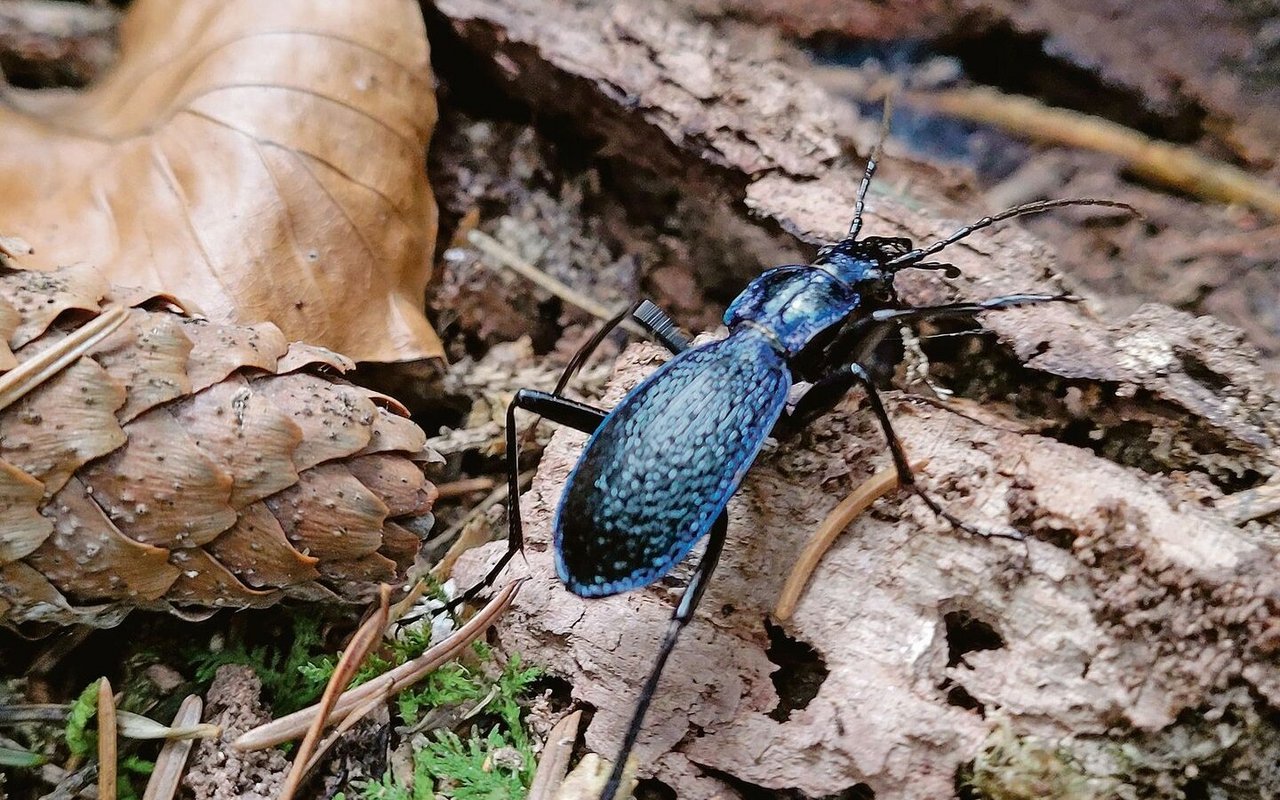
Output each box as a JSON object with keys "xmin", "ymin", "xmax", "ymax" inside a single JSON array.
[{"xmin": 457, "ymin": 142, "xmax": 1134, "ymax": 799}]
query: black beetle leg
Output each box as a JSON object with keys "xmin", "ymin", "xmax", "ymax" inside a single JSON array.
[
  {"xmin": 552, "ymin": 300, "xmax": 689, "ymax": 398},
  {"xmin": 799, "ymin": 292, "xmax": 1078, "ymax": 426},
  {"xmin": 448, "ymin": 389, "xmax": 607, "ymax": 611},
  {"xmin": 847, "ymin": 364, "xmax": 1023, "ymax": 541},
  {"xmin": 601, "ymin": 511, "xmax": 729, "ymax": 800},
  {"xmin": 818, "ymin": 292, "xmax": 1076, "ymax": 382},
  {"xmin": 790, "ymin": 362, "xmax": 1021, "ymax": 542},
  {"xmin": 869, "ymin": 293, "xmax": 1077, "ymax": 326},
  {"xmin": 633, "ymin": 299, "xmax": 692, "ymax": 354}
]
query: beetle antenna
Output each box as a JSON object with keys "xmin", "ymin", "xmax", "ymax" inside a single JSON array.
[
  {"xmin": 848, "ymin": 97, "xmax": 894, "ymax": 241},
  {"xmin": 908, "ymin": 261, "xmax": 962, "ymax": 278},
  {"xmin": 886, "ymin": 198, "xmax": 1140, "ymax": 267}
]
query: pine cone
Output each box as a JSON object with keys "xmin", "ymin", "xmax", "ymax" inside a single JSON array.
[{"xmin": 0, "ymin": 257, "xmax": 438, "ymax": 629}]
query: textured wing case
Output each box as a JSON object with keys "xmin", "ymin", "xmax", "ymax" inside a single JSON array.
[{"xmin": 555, "ymin": 331, "xmax": 790, "ymax": 596}]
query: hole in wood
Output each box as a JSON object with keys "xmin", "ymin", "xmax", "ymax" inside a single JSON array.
[
  {"xmin": 943, "ymin": 610, "xmax": 1005, "ymax": 668},
  {"xmin": 763, "ymin": 618, "xmax": 829, "ymax": 722}
]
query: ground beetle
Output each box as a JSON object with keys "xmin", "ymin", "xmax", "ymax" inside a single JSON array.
[{"xmin": 456, "ymin": 126, "xmax": 1135, "ymax": 799}]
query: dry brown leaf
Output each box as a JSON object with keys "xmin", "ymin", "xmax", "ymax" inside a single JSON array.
[{"xmin": 0, "ymin": 0, "xmax": 441, "ymax": 364}]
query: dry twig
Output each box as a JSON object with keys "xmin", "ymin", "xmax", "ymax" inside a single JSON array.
[
  {"xmin": 233, "ymin": 580, "xmax": 522, "ymax": 751},
  {"xmin": 528, "ymin": 709, "xmax": 582, "ymax": 800},
  {"xmin": 0, "ymin": 305, "xmax": 128, "ymax": 410},
  {"xmin": 141, "ymin": 695, "xmax": 202, "ymax": 800},
  {"xmin": 434, "ymin": 477, "xmax": 497, "ymax": 499},
  {"xmin": 96, "ymin": 678, "xmax": 116, "ymax": 800},
  {"xmin": 468, "ymin": 230, "xmax": 646, "ymax": 336},
  {"xmin": 907, "ymin": 87, "xmax": 1280, "ymax": 217},
  {"xmin": 775, "ymin": 463, "xmax": 915, "ymax": 620},
  {"xmin": 279, "ymin": 585, "xmax": 392, "ymax": 800}
]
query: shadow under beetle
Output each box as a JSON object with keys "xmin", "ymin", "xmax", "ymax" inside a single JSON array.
[{"xmin": 457, "ymin": 129, "xmax": 1135, "ymax": 799}]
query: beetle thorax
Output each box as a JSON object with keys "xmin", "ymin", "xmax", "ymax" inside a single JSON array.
[
  {"xmin": 723, "ymin": 266, "xmax": 860, "ymax": 356},
  {"xmin": 723, "ymin": 234, "xmax": 913, "ymax": 356}
]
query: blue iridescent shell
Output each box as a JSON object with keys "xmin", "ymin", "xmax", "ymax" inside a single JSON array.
[
  {"xmin": 724, "ymin": 267, "xmax": 860, "ymax": 355},
  {"xmin": 554, "ymin": 329, "xmax": 791, "ymax": 597}
]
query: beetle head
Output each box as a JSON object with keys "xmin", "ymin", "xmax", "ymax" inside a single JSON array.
[{"xmin": 815, "ymin": 235, "xmax": 959, "ymax": 299}]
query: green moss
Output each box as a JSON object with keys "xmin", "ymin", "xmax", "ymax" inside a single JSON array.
[
  {"xmin": 178, "ymin": 613, "xmax": 330, "ymax": 714},
  {"xmin": 345, "ymin": 652, "xmax": 542, "ymax": 800},
  {"xmin": 966, "ymin": 720, "xmax": 1102, "ymax": 800},
  {"xmin": 64, "ymin": 680, "xmax": 101, "ymax": 759}
]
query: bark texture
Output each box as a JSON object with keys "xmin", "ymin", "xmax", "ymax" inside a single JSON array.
[
  {"xmin": 434, "ymin": 0, "xmax": 1280, "ymax": 796},
  {"xmin": 679, "ymin": 0, "xmax": 1280, "ymax": 172}
]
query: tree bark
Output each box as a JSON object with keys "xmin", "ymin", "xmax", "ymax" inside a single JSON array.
[{"xmin": 430, "ymin": 0, "xmax": 1280, "ymax": 796}]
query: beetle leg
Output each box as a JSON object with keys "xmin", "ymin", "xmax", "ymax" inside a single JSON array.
[
  {"xmin": 848, "ymin": 364, "xmax": 1024, "ymax": 541},
  {"xmin": 788, "ymin": 363, "xmax": 1022, "ymax": 541},
  {"xmin": 784, "ymin": 364, "xmax": 862, "ymax": 431},
  {"xmin": 552, "ymin": 300, "xmax": 689, "ymax": 398},
  {"xmin": 601, "ymin": 511, "xmax": 729, "ymax": 800},
  {"xmin": 869, "ymin": 293, "xmax": 1076, "ymax": 326},
  {"xmin": 818, "ymin": 292, "xmax": 1075, "ymax": 376},
  {"xmin": 449, "ymin": 389, "xmax": 607, "ymax": 610},
  {"xmin": 634, "ymin": 299, "xmax": 692, "ymax": 354},
  {"xmin": 519, "ymin": 301, "xmax": 689, "ymax": 456}
]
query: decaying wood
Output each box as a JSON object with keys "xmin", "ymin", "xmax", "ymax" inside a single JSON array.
[
  {"xmin": 678, "ymin": 0, "xmax": 1280, "ymax": 173},
  {"xmin": 969, "ymin": 0, "xmax": 1280, "ymax": 171},
  {"xmin": 435, "ymin": 0, "xmax": 1280, "ymax": 797},
  {"xmin": 184, "ymin": 666, "xmax": 290, "ymax": 800},
  {"xmin": 0, "ymin": 262, "xmax": 438, "ymax": 630},
  {"xmin": 899, "ymin": 85, "xmax": 1280, "ymax": 217}
]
